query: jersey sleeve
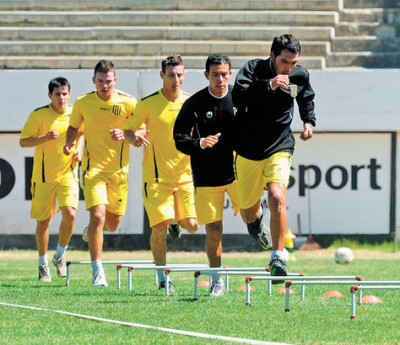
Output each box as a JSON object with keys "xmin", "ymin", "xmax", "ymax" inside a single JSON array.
[
  {"xmin": 20, "ymin": 110, "xmax": 41, "ymax": 139},
  {"xmin": 124, "ymin": 100, "xmax": 146, "ymax": 131},
  {"xmin": 69, "ymin": 98, "xmax": 84, "ymax": 129}
]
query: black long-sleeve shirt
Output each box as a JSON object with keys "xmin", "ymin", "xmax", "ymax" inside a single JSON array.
[
  {"xmin": 173, "ymin": 86, "xmax": 235, "ymax": 187},
  {"xmin": 231, "ymin": 58, "xmax": 316, "ymax": 160}
]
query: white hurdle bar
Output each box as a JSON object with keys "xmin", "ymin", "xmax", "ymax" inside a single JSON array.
[
  {"xmin": 245, "ymin": 275, "xmax": 363, "ymax": 306},
  {"xmin": 65, "ymin": 260, "xmax": 154, "ymax": 286},
  {"xmin": 116, "ymin": 264, "xmax": 210, "ymax": 294},
  {"xmin": 350, "ymin": 284, "xmax": 400, "ymax": 320},
  {"xmin": 283, "ymin": 280, "xmax": 400, "ymax": 314}
]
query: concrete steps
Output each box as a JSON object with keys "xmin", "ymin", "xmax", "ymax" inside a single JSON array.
[
  {"xmin": 0, "ymin": 10, "xmax": 339, "ymax": 27},
  {"xmin": 0, "ymin": 26, "xmax": 334, "ymax": 41},
  {"xmin": 0, "ymin": 40, "xmax": 330, "ymax": 57},
  {"xmin": 326, "ymin": 52, "xmax": 400, "ymax": 68},
  {"xmin": 0, "ymin": 55, "xmax": 325, "ymax": 70},
  {"xmin": 0, "ymin": 0, "xmax": 341, "ymax": 11}
]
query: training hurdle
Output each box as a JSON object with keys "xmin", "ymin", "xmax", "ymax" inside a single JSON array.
[
  {"xmin": 65, "ymin": 260, "xmax": 154, "ymax": 286},
  {"xmin": 116, "ymin": 264, "xmax": 210, "ymax": 293},
  {"xmin": 283, "ymin": 279, "xmax": 400, "ymax": 314},
  {"xmin": 164, "ymin": 267, "xmax": 301, "ymax": 300},
  {"xmin": 245, "ymin": 275, "xmax": 362, "ymax": 306},
  {"xmin": 350, "ymin": 284, "xmax": 400, "ymax": 320}
]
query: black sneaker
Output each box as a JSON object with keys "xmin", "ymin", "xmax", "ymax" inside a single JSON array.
[
  {"xmin": 269, "ymin": 257, "xmax": 287, "ymax": 285},
  {"xmin": 159, "ymin": 279, "xmax": 176, "ymax": 294},
  {"xmin": 168, "ymin": 223, "xmax": 181, "ymax": 240},
  {"xmin": 247, "ymin": 214, "xmax": 272, "ymax": 250}
]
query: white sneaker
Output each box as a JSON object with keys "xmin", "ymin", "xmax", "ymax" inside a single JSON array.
[
  {"xmin": 52, "ymin": 254, "xmax": 66, "ymax": 278},
  {"xmin": 93, "ymin": 271, "xmax": 108, "ymax": 287},
  {"xmin": 209, "ymin": 281, "xmax": 225, "ymax": 297},
  {"xmin": 38, "ymin": 265, "xmax": 51, "ymax": 282},
  {"xmin": 82, "ymin": 226, "xmax": 88, "ymax": 242}
]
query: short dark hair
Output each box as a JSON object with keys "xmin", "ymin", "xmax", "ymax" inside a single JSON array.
[
  {"xmin": 161, "ymin": 54, "xmax": 184, "ymax": 73},
  {"xmin": 205, "ymin": 53, "xmax": 231, "ymax": 73},
  {"xmin": 48, "ymin": 77, "xmax": 70, "ymax": 94},
  {"xmin": 94, "ymin": 59, "xmax": 115, "ymax": 76},
  {"xmin": 271, "ymin": 34, "xmax": 301, "ymax": 57}
]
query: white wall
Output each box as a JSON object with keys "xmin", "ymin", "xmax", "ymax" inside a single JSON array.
[{"xmin": 0, "ymin": 68, "xmax": 399, "ymax": 237}]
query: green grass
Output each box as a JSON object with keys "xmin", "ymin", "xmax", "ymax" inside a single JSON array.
[{"xmin": 0, "ymin": 249, "xmax": 399, "ymax": 344}]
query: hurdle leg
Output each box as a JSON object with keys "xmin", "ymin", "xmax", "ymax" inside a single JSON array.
[
  {"xmin": 285, "ymin": 281, "xmax": 292, "ymax": 313},
  {"xmin": 66, "ymin": 262, "xmax": 71, "ymax": 287},
  {"xmin": 301, "ymin": 282, "xmax": 305, "ymax": 300},
  {"xmin": 246, "ymin": 278, "xmax": 251, "ymax": 306},
  {"xmin": 358, "ymin": 284, "xmax": 363, "ymax": 305},
  {"xmin": 226, "ymin": 274, "xmax": 229, "ymax": 292},
  {"xmin": 268, "ymin": 279, "xmax": 272, "ymax": 295},
  {"xmin": 116, "ymin": 266, "xmax": 121, "ymax": 290},
  {"xmin": 128, "ymin": 267, "xmax": 133, "ymax": 291},
  {"xmin": 193, "ymin": 274, "xmax": 199, "ymax": 300},
  {"xmin": 350, "ymin": 286, "xmax": 358, "ymax": 320}
]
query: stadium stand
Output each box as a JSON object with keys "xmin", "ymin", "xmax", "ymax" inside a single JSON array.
[{"xmin": 0, "ymin": 0, "xmax": 398, "ymax": 69}]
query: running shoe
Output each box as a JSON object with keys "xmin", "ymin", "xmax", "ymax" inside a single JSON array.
[
  {"xmin": 82, "ymin": 226, "xmax": 88, "ymax": 242},
  {"xmin": 159, "ymin": 279, "xmax": 175, "ymax": 294},
  {"xmin": 93, "ymin": 271, "xmax": 108, "ymax": 287},
  {"xmin": 52, "ymin": 254, "xmax": 66, "ymax": 278},
  {"xmin": 168, "ymin": 223, "xmax": 181, "ymax": 240},
  {"xmin": 209, "ymin": 281, "xmax": 225, "ymax": 297},
  {"xmin": 269, "ymin": 257, "xmax": 287, "ymax": 285},
  {"xmin": 38, "ymin": 264, "xmax": 51, "ymax": 282}
]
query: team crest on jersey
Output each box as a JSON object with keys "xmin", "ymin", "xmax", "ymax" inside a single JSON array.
[
  {"xmin": 112, "ymin": 105, "xmax": 122, "ymax": 115},
  {"xmin": 206, "ymin": 111, "xmax": 213, "ymax": 119}
]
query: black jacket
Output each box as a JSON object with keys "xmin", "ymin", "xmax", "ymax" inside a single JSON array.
[
  {"xmin": 231, "ymin": 58, "xmax": 316, "ymax": 160},
  {"xmin": 173, "ymin": 86, "xmax": 235, "ymax": 187}
]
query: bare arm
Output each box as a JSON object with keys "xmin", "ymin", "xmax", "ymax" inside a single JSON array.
[
  {"xmin": 64, "ymin": 126, "xmax": 79, "ymax": 156},
  {"xmin": 19, "ymin": 129, "xmax": 59, "ymax": 148}
]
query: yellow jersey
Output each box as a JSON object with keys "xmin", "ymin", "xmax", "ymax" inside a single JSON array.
[
  {"xmin": 124, "ymin": 89, "xmax": 192, "ymax": 184},
  {"xmin": 70, "ymin": 89, "xmax": 137, "ymax": 174},
  {"xmin": 21, "ymin": 104, "xmax": 78, "ymax": 183}
]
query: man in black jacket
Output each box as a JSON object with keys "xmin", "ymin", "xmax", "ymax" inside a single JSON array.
[
  {"xmin": 174, "ymin": 54, "xmax": 269, "ymax": 296},
  {"xmin": 231, "ymin": 34, "xmax": 316, "ymax": 283}
]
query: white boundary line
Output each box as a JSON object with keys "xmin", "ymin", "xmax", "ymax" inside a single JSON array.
[{"xmin": 0, "ymin": 302, "xmax": 289, "ymax": 345}]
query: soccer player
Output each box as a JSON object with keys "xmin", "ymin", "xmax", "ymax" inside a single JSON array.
[
  {"xmin": 232, "ymin": 34, "xmax": 316, "ymax": 283},
  {"xmin": 64, "ymin": 60, "xmax": 137, "ymax": 287},
  {"xmin": 20, "ymin": 77, "xmax": 83, "ymax": 282},
  {"xmin": 123, "ymin": 55, "xmax": 198, "ymax": 293},
  {"xmin": 173, "ymin": 53, "xmax": 266, "ymax": 297}
]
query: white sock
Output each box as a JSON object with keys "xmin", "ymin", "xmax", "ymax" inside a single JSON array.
[
  {"xmin": 54, "ymin": 243, "xmax": 67, "ymax": 260},
  {"xmin": 211, "ymin": 273, "xmax": 222, "ymax": 285},
  {"xmin": 271, "ymin": 250, "xmax": 284, "ymax": 261},
  {"xmin": 39, "ymin": 254, "xmax": 48, "ymax": 266},
  {"xmin": 157, "ymin": 268, "xmax": 166, "ymax": 283},
  {"xmin": 91, "ymin": 260, "xmax": 103, "ymax": 275}
]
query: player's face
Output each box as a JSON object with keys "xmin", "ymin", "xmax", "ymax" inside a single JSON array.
[
  {"xmin": 160, "ymin": 65, "xmax": 185, "ymax": 94},
  {"xmin": 48, "ymin": 85, "xmax": 71, "ymax": 114},
  {"xmin": 92, "ymin": 70, "xmax": 117, "ymax": 100},
  {"xmin": 271, "ymin": 49, "xmax": 299, "ymax": 75},
  {"xmin": 205, "ymin": 63, "xmax": 232, "ymax": 98}
]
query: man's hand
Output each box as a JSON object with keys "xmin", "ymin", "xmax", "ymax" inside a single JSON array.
[
  {"xmin": 270, "ymin": 74, "xmax": 289, "ymax": 90},
  {"xmin": 300, "ymin": 124, "xmax": 313, "ymax": 141},
  {"xmin": 134, "ymin": 128, "xmax": 150, "ymax": 147},
  {"xmin": 46, "ymin": 129, "xmax": 59, "ymax": 140},
  {"xmin": 63, "ymin": 143, "xmax": 74, "ymax": 156},
  {"xmin": 200, "ymin": 133, "xmax": 221, "ymax": 149},
  {"xmin": 109, "ymin": 128, "xmax": 125, "ymax": 141}
]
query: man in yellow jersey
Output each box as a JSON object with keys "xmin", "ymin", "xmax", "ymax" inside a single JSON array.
[
  {"xmin": 123, "ymin": 55, "xmax": 198, "ymax": 293},
  {"xmin": 65, "ymin": 60, "xmax": 137, "ymax": 287},
  {"xmin": 20, "ymin": 77, "xmax": 83, "ymax": 282}
]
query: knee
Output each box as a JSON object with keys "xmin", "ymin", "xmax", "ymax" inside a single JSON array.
[
  {"xmin": 90, "ymin": 211, "xmax": 105, "ymax": 228},
  {"xmin": 184, "ymin": 218, "xmax": 199, "ymax": 233},
  {"xmin": 268, "ymin": 190, "xmax": 286, "ymax": 212},
  {"xmin": 63, "ymin": 208, "xmax": 76, "ymax": 223}
]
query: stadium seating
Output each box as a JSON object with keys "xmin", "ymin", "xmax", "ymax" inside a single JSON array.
[{"xmin": 0, "ymin": 0, "xmax": 398, "ymax": 69}]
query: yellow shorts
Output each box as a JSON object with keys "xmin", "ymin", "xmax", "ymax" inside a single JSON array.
[
  {"xmin": 235, "ymin": 152, "xmax": 292, "ymax": 209},
  {"xmin": 194, "ymin": 181, "xmax": 240, "ymax": 225},
  {"xmin": 83, "ymin": 170, "xmax": 128, "ymax": 215},
  {"xmin": 143, "ymin": 181, "xmax": 196, "ymax": 228},
  {"xmin": 30, "ymin": 181, "xmax": 79, "ymax": 221}
]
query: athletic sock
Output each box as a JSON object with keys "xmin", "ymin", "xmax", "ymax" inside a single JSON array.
[
  {"xmin": 39, "ymin": 254, "xmax": 48, "ymax": 266},
  {"xmin": 54, "ymin": 243, "xmax": 67, "ymax": 260},
  {"xmin": 156, "ymin": 268, "xmax": 166, "ymax": 284},
  {"xmin": 271, "ymin": 250, "xmax": 284, "ymax": 262},
  {"xmin": 210, "ymin": 273, "xmax": 222, "ymax": 285},
  {"xmin": 91, "ymin": 260, "xmax": 103, "ymax": 276}
]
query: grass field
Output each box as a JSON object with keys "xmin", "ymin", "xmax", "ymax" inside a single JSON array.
[{"xmin": 0, "ymin": 247, "xmax": 399, "ymax": 345}]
